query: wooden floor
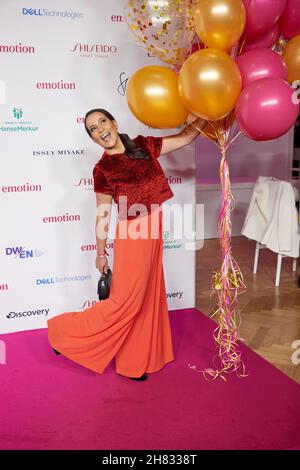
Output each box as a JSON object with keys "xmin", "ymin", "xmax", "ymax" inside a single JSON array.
[{"xmin": 196, "ymin": 237, "xmax": 300, "ymax": 384}]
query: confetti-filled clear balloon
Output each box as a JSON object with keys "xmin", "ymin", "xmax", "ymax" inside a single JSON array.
[{"xmin": 124, "ymin": 0, "xmax": 196, "ymax": 66}]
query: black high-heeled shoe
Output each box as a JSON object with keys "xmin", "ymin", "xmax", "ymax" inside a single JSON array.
[
  {"xmin": 129, "ymin": 374, "xmax": 147, "ymax": 381},
  {"xmin": 52, "ymin": 348, "xmax": 61, "ymax": 355}
]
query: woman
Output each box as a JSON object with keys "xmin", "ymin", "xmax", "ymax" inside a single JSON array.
[{"xmin": 47, "ymin": 109, "xmax": 205, "ymax": 381}]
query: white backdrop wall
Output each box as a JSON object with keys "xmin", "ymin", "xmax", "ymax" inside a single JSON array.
[{"xmin": 0, "ymin": 0, "xmax": 196, "ymax": 334}]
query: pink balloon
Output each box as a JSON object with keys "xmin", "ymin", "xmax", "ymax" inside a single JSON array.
[
  {"xmin": 243, "ymin": 0, "xmax": 287, "ymax": 39},
  {"xmin": 235, "ymin": 77, "xmax": 299, "ymax": 141},
  {"xmin": 244, "ymin": 23, "xmax": 280, "ymax": 51},
  {"xmin": 236, "ymin": 49, "xmax": 287, "ymax": 88},
  {"xmin": 280, "ymin": 0, "xmax": 300, "ymax": 39}
]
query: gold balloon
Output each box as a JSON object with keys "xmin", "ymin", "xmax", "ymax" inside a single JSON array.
[
  {"xmin": 193, "ymin": 0, "xmax": 246, "ymax": 51},
  {"xmin": 178, "ymin": 49, "xmax": 242, "ymax": 121},
  {"xmin": 126, "ymin": 65, "xmax": 188, "ymax": 128},
  {"xmin": 125, "ymin": 0, "xmax": 195, "ymax": 66},
  {"xmin": 283, "ymin": 34, "xmax": 300, "ymax": 84}
]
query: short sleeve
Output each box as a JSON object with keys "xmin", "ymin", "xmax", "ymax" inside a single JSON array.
[
  {"xmin": 93, "ymin": 165, "xmax": 115, "ymax": 196},
  {"xmin": 136, "ymin": 135, "xmax": 163, "ymax": 159}
]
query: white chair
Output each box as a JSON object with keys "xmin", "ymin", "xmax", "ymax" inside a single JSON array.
[{"xmin": 253, "ymin": 241, "xmax": 298, "ymax": 287}]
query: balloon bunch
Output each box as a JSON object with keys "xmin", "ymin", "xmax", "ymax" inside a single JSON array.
[{"xmin": 125, "ymin": 0, "xmax": 300, "ymax": 380}]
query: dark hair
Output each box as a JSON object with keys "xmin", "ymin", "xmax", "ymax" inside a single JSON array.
[{"xmin": 84, "ymin": 108, "xmax": 149, "ymax": 160}]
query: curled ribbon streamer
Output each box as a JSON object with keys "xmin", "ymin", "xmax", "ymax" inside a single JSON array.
[{"xmin": 189, "ymin": 95, "xmax": 246, "ymax": 381}]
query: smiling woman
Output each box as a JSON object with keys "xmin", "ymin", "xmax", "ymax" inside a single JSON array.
[
  {"xmin": 47, "ymin": 107, "xmax": 205, "ymax": 382},
  {"xmin": 84, "ymin": 108, "xmax": 150, "ymax": 160}
]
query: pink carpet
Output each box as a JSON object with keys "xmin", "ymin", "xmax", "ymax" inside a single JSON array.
[{"xmin": 0, "ymin": 308, "xmax": 300, "ymax": 450}]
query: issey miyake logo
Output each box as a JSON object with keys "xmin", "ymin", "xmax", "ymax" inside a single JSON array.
[
  {"xmin": 22, "ymin": 8, "xmax": 83, "ymax": 20},
  {"xmin": 32, "ymin": 148, "xmax": 85, "ymax": 157},
  {"xmin": 7, "ymin": 308, "xmax": 49, "ymax": 319},
  {"xmin": 5, "ymin": 246, "xmax": 44, "ymax": 259}
]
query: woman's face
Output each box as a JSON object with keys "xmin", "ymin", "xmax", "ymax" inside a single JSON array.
[{"xmin": 85, "ymin": 112, "xmax": 119, "ymax": 150}]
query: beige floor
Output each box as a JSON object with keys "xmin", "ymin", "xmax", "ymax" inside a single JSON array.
[{"xmin": 196, "ymin": 237, "xmax": 300, "ymax": 384}]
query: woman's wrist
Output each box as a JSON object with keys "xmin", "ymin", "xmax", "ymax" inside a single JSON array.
[{"xmin": 97, "ymin": 249, "xmax": 109, "ymax": 257}]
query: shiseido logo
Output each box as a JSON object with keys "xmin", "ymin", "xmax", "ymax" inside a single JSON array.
[
  {"xmin": 75, "ymin": 177, "xmax": 93, "ymax": 190},
  {"xmin": 0, "ymin": 42, "xmax": 35, "ymax": 54},
  {"xmin": 6, "ymin": 308, "xmax": 49, "ymax": 319},
  {"xmin": 71, "ymin": 43, "xmax": 117, "ymax": 59},
  {"xmin": 80, "ymin": 300, "xmax": 98, "ymax": 310},
  {"xmin": 1, "ymin": 183, "xmax": 42, "ymax": 193},
  {"xmin": 32, "ymin": 149, "xmax": 85, "ymax": 157}
]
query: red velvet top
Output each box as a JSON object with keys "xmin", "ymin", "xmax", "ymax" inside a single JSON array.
[{"xmin": 93, "ymin": 135, "xmax": 174, "ymax": 219}]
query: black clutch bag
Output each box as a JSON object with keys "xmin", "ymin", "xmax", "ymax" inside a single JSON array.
[{"xmin": 97, "ymin": 268, "xmax": 112, "ymax": 301}]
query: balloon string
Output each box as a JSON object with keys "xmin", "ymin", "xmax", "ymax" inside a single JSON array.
[
  {"xmin": 190, "ymin": 122, "xmax": 220, "ymax": 145},
  {"xmin": 190, "ymin": 124, "xmax": 246, "ymax": 381}
]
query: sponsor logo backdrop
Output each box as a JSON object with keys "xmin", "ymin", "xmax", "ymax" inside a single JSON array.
[{"xmin": 0, "ymin": 0, "xmax": 196, "ymax": 334}]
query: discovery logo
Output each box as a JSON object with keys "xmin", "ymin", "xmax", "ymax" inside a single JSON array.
[
  {"xmin": 36, "ymin": 275, "xmax": 92, "ymax": 286},
  {"xmin": 6, "ymin": 246, "xmax": 44, "ymax": 258},
  {"xmin": 166, "ymin": 291, "xmax": 183, "ymax": 300},
  {"xmin": 22, "ymin": 8, "xmax": 83, "ymax": 19},
  {"xmin": 7, "ymin": 308, "xmax": 49, "ymax": 319}
]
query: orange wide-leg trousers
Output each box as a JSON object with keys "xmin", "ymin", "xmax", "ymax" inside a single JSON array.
[{"xmin": 47, "ymin": 206, "xmax": 174, "ymax": 377}]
